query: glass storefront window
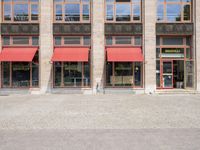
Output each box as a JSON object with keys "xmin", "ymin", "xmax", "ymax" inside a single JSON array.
[
  {"xmin": 53, "ymin": 62, "xmax": 91, "ymax": 87},
  {"xmin": 2, "ymin": 62, "xmax": 10, "ymax": 87},
  {"xmin": 106, "ymin": 62, "xmax": 143, "ymax": 87}
]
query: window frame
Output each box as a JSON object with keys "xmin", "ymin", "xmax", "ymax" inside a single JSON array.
[
  {"xmin": 53, "ymin": 36, "xmax": 91, "ymax": 46},
  {"xmin": 157, "ymin": 0, "xmax": 192, "ymax": 23},
  {"xmin": 53, "ymin": 0, "xmax": 91, "ymax": 23},
  {"xmin": 105, "ymin": 0, "xmax": 142, "ymax": 23},
  {"xmin": 2, "ymin": 0, "xmax": 39, "ymax": 23},
  {"xmin": 2, "ymin": 36, "xmax": 39, "ymax": 46}
]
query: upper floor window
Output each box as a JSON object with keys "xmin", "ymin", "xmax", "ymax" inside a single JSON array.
[
  {"xmin": 54, "ymin": 0, "xmax": 90, "ymax": 23},
  {"xmin": 54, "ymin": 36, "xmax": 91, "ymax": 46},
  {"xmin": 2, "ymin": 36, "xmax": 39, "ymax": 46},
  {"xmin": 106, "ymin": 36, "xmax": 142, "ymax": 46},
  {"xmin": 2, "ymin": 0, "xmax": 39, "ymax": 22},
  {"xmin": 157, "ymin": 0, "xmax": 192, "ymax": 22},
  {"xmin": 105, "ymin": 0, "xmax": 142, "ymax": 22}
]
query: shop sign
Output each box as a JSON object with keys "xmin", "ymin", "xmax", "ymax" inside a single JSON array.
[{"xmin": 161, "ymin": 48, "xmax": 184, "ymax": 58}]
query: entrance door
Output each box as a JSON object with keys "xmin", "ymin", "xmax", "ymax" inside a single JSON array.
[{"xmin": 162, "ymin": 61, "xmax": 173, "ymax": 88}]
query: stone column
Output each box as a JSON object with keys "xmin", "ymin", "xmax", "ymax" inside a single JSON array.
[
  {"xmin": 144, "ymin": 0, "xmax": 157, "ymax": 94},
  {"xmin": 40, "ymin": 0, "xmax": 54, "ymax": 93},
  {"xmin": 195, "ymin": 0, "xmax": 200, "ymax": 92},
  {"xmin": 91, "ymin": 0, "xmax": 105, "ymax": 94}
]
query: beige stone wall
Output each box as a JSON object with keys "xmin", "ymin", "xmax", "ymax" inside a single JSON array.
[
  {"xmin": 196, "ymin": 0, "xmax": 200, "ymax": 92},
  {"xmin": 144, "ymin": 0, "xmax": 157, "ymax": 94},
  {"xmin": 91, "ymin": 0, "xmax": 105, "ymax": 93},
  {"xmin": 39, "ymin": 0, "xmax": 54, "ymax": 93}
]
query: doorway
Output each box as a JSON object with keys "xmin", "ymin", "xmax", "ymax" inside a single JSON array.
[{"xmin": 161, "ymin": 60, "xmax": 184, "ymax": 89}]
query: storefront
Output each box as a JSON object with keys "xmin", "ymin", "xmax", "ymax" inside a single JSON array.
[
  {"xmin": 105, "ymin": 36, "xmax": 144, "ymax": 88},
  {"xmin": 51, "ymin": 36, "xmax": 91, "ymax": 88},
  {"xmin": 0, "ymin": 36, "xmax": 39, "ymax": 88},
  {"xmin": 156, "ymin": 36, "xmax": 195, "ymax": 89}
]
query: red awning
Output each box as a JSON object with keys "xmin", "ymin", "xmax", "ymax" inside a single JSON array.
[
  {"xmin": 0, "ymin": 47, "xmax": 38, "ymax": 62},
  {"xmin": 106, "ymin": 47, "xmax": 144, "ymax": 62},
  {"xmin": 52, "ymin": 47, "xmax": 89, "ymax": 62}
]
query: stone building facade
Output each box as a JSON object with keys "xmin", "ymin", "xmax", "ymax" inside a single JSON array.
[{"xmin": 0, "ymin": 0, "xmax": 199, "ymax": 94}]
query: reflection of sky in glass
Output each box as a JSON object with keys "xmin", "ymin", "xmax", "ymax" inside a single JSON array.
[
  {"xmin": 4, "ymin": 4, "xmax": 11, "ymax": 16},
  {"xmin": 56, "ymin": 5, "xmax": 62, "ymax": 14},
  {"xmin": 166, "ymin": 4, "xmax": 181, "ymax": 21},
  {"xmin": 116, "ymin": 4, "xmax": 130, "ymax": 15},
  {"xmin": 31, "ymin": 5, "xmax": 38, "ymax": 15},
  {"xmin": 65, "ymin": 4, "xmax": 80, "ymax": 15},
  {"xmin": 14, "ymin": 4, "xmax": 28, "ymax": 15}
]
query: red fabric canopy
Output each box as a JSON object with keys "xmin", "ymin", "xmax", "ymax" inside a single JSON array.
[
  {"xmin": 0, "ymin": 47, "xmax": 38, "ymax": 62},
  {"xmin": 52, "ymin": 47, "xmax": 89, "ymax": 62},
  {"xmin": 106, "ymin": 47, "xmax": 144, "ymax": 62}
]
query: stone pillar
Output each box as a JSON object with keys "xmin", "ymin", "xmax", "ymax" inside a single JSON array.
[
  {"xmin": 40, "ymin": 0, "xmax": 53, "ymax": 93},
  {"xmin": 144, "ymin": 0, "xmax": 157, "ymax": 94},
  {"xmin": 91, "ymin": 0, "xmax": 105, "ymax": 94},
  {"xmin": 195, "ymin": 0, "xmax": 200, "ymax": 92}
]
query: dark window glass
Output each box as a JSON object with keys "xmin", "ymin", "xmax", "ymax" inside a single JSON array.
[
  {"xmin": 55, "ymin": 37, "xmax": 62, "ymax": 45},
  {"xmin": 134, "ymin": 62, "xmax": 142, "ymax": 86},
  {"xmin": 83, "ymin": 62, "xmax": 90, "ymax": 86},
  {"xmin": 2, "ymin": 62, "xmax": 10, "ymax": 87},
  {"xmin": 32, "ymin": 53, "xmax": 39, "ymax": 87},
  {"xmin": 64, "ymin": 37, "xmax": 81, "ymax": 45},
  {"xmin": 156, "ymin": 60, "xmax": 160, "ymax": 87},
  {"xmin": 3, "ymin": 37, "xmax": 10, "ymax": 45},
  {"xmin": 13, "ymin": 37, "xmax": 29, "ymax": 45},
  {"xmin": 114, "ymin": 62, "xmax": 133, "ymax": 86},
  {"xmin": 12, "ymin": 62, "xmax": 30, "ymax": 87},
  {"xmin": 183, "ymin": 4, "xmax": 190, "ymax": 21},
  {"xmin": 106, "ymin": 62, "xmax": 113, "ymax": 86},
  {"xmin": 63, "ymin": 62, "xmax": 82, "ymax": 86},
  {"xmin": 32, "ymin": 37, "xmax": 39, "ymax": 45},
  {"xmin": 106, "ymin": 36, "xmax": 113, "ymax": 45},
  {"xmin": 135, "ymin": 36, "xmax": 142, "ymax": 45},
  {"xmin": 83, "ymin": 36, "xmax": 91, "ymax": 45},
  {"xmin": 115, "ymin": 36, "xmax": 132, "ymax": 44},
  {"xmin": 54, "ymin": 62, "xmax": 62, "ymax": 86},
  {"xmin": 163, "ymin": 37, "xmax": 183, "ymax": 45}
]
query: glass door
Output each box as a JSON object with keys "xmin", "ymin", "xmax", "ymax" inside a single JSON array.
[{"xmin": 162, "ymin": 61, "xmax": 173, "ymax": 88}]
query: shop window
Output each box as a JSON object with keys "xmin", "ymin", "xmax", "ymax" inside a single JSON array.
[
  {"xmin": 53, "ymin": 62, "xmax": 91, "ymax": 87},
  {"xmin": 106, "ymin": 62, "xmax": 143, "ymax": 87},
  {"xmin": 2, "ymin": 37, "xmax": 10, "ymax": 45},
  {"xmin": 157, "ymin": 0, "xmax": 192, "ymax": 22},
  {"xmin": 54, "ymin": 0, "xmax": 90, "ymax": 22},
  {"xmin": 2, "ymin": 0, "xmax": 39, "ymax": 22},
  {"xmin": 106, "ymin": 0, "xmax": 141, "ymax": 22}
]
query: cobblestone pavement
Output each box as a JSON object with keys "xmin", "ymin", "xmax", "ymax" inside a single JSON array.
[{"xmin": 0, "ymin": 94, "xmax": 200, "ymax": 149}]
